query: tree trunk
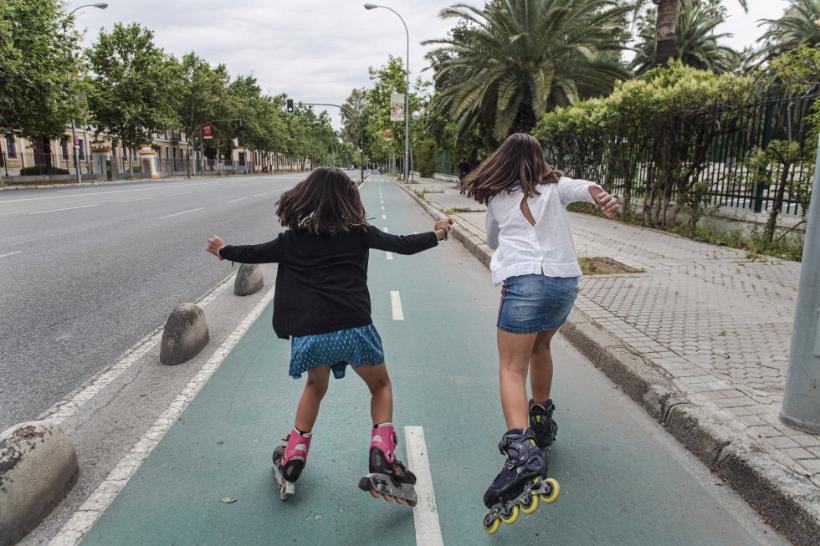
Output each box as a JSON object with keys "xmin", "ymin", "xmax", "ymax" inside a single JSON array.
[
  {"xmin": 655, "ymin": 0, "xmax": 680, "ymax": 66},
  {"xmin": 765, "ymin": 160, "xmax": 791, "ymax": 244}
]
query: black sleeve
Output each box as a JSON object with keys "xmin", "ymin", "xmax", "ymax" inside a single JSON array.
[
  {"xmin": 365, "ymin": 225, "xmax": 438, "ymax": 255},
  {"xmin": 218, "ymin": 236, "xmax": 283, "ymax": 263}
]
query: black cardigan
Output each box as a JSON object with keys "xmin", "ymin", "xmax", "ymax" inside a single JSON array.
[{"xmin": 219, "ymin": 225, "xmax": 438, "ymax": 339}]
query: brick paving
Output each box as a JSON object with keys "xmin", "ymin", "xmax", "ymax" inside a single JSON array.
[{"xmin": 408, "ymin": 176, "xmax": 820, "ymax": 486}]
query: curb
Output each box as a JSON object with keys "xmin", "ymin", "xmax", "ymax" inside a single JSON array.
[{"xmin": 394, "ymin": 178, "xmax": 820, "ymax": 545}]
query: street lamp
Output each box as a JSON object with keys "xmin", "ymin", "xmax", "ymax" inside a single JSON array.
[
  {"xmin": 364, "ymin": 3, "xmax": 410, "ymax": 182},
  {"xmin": 66, "ymin": 3, "xmax": 108, "ymax": 184}
]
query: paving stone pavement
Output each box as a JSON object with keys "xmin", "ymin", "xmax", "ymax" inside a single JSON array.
[{"xmin": 409, "ymin": 176, "xmax": 820, "ymax": 486}]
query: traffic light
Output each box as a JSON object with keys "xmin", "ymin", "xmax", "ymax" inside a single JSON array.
[{"xmin": 286, "ymin": 99, "xmax": 294, "ymax": 113}]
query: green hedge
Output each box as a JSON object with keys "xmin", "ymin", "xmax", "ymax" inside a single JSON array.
[{"xmin": 19, "ymin": 165, "xmax": 70, "ymax": 176}]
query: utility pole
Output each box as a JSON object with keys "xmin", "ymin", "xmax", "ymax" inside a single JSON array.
[{"xmin": 781, "ymin": 135, "xmax": 820, "ymax": 433}]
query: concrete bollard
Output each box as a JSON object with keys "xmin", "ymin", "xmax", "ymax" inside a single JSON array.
[
  {"xmin": 233, "ymin": 264, "xmax": 263, "ymax": 296},
  {"xmin": 159, "ymin": 303, "xmax": 209, "ymax": 365},
  {"xmin": 0, "ymin": 421, "xmax": 79, "ymax": 546}
]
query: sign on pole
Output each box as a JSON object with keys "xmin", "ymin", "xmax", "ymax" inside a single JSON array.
[
  {"xmin": 390, "ymin": 93, "xmax": 405, "ymax": 122},
  {"xmin": 201, "ymin": 122, "xmax": 213, "ymax": 140},
  {"xmin": 383, "ymin": 129, "xmax": 394, "ymax": 141}
]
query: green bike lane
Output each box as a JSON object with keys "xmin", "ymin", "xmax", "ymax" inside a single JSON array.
[{"xmin": 79, "ymin": 175, "xmax": 783, "ymax": 545}]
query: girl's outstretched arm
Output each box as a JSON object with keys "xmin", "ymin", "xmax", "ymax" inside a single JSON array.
[
  {"xmin": 207, "ymin": 234, "xmax": 283, "ymax": 263},
  {"xmin": 556, "ymin": 176, "xmax": 619, "ymax": 219},
  {"xmin": 365, "ymin": 218, "xmax": 451, "ymax": 255}
]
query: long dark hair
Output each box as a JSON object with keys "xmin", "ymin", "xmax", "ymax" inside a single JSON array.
[
  {"xmin": 276, "ymin": 167, "xmax": 367, "ymax": 234},
  {"xmin": 461, "ymin": 133, "xmax": 562, "ymax": 205}
]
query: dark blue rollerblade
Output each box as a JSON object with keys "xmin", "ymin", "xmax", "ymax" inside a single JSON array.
[{"xmin": 529, "ymin": 398, "xmax": 558, "ymax": 462}]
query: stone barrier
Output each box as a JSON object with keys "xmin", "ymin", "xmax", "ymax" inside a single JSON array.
[
  {"xmin": 159, "ymin": 303, "xmax": 209, "ymax": 365},
  {"xmin": 234, "ymin": 264, "xmax": 263, "ymax": 296}
]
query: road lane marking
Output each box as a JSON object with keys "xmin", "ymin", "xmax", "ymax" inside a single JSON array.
[
  {"xmin": 254, "ymin": 192, "xmax": 267, "ymax": 197},
  {"xmin": 382, "ymin": 214, "xmax": 387, "ymax": 220},
  {"xmin": 381, "ymin": 206, "xmax": 385, "ymax": 210},
  {"xmin": 383, "ymin": 226, "xmax": 389, "ymax": 233},
  {"xmin": 404, "ymin": 426, "xmax": 444, "ymax": 546},
  {"xmin": 120, "ymin": 197, "xmax": 151, "ymax": 203},
  {"xmin": 157, "ymin": 207, "xmax": 203, "ymax": 220},
  {"xmin": 27, "ymin": 203, "xmax": 99, "ymax": 215},
  {"xmin": 49, "ymin": 285, "xmax": 276, "ymax": 546},
  {"xmin": 390, "ymin": 290, "xmax": 404, "ymax": 320},
  {"xmin": 385, "ymin": 252, "xmax": 394, "ymax": 261},
  {"xmin": 0, "ymin": 251, "xmax": 22, "ymax": 259},
  {"xmin": 227, "ymin": 197, "xmax": 247, "ymax": 203}
]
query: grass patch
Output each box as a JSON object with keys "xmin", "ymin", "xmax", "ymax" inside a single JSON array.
[{"xmin": 579, "ymin": 257, "xmax": 643, "ymax": 275}]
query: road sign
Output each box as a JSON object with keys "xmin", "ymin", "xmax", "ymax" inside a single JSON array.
[
  {"xmin": 201, "ymin": 122, "xmax": 213, "ymax": 140},
  {"xmin": 384, "ymin": 129, "xmax": 394, "ymax": 141},
  {"xmin": 390, "ymin": 93, "xmax": 404, "ymax": 122}
]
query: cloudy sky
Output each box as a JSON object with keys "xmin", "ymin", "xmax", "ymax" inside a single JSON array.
[{"xmin": 74, "ymin": 0, "xmax": 791, "ymax": 127}]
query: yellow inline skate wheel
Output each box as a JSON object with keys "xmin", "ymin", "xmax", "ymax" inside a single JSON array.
[
  {"xmin": 540, "ymin": 478, "xmax": 560, "ymax": 504},
  {"xmin": 501, "ymin": 504, "xmax": 520, "ymax": 525},
  {"xmin": 521, "ymin": 492, "xmax": 539, "ymax": 515},
  {"xmin": 483, "ymin": 515, "xmax": 501, "ymax": 535}
]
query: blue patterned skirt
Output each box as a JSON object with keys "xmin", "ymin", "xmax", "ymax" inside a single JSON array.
[{"xmin": 289, "ymin": 324, "xmax": 385, "ymax": 379}]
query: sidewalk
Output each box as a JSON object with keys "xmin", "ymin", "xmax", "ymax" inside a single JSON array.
[{"xmin": 400, "ymin": 175, "xmax": 820, "ymax": 543}]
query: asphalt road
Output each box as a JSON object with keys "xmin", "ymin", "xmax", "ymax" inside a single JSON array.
[
  {"xmin": 0, "ymin": 173, "xmax": 309, "ymax": 431},
  {"xmin": 76, "ymin": 175, "xmax": 786, "ymax": 545}
]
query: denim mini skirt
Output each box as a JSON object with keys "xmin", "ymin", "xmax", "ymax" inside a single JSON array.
[
  {"xmin": 289, "ymin": 324, "xmax": 385, "ymax": 379},
  {"xmin": 497, "ymin": 274, "xmax": 580, "ymax": 334}
]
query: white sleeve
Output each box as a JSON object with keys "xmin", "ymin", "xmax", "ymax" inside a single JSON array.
[
  {"xmin": 485, "ymin": 203, "xmax": 500, "ymax": 250},
  {"xmin": 557, "ymin": 176, "xmax": 600, "ymax": 205}
]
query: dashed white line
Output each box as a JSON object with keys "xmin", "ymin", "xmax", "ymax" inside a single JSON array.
[
  {"xmin": 227, "ymin": 197, "xmax": 247, "ymax": 203},
  {"xmin": 157, "ymin": 207, "xmax": 204, "ymax": 220},
  {"xmin": 0, "ymin": 251, "xmax": 22, "ymax": 259},
  {"xmin": 27, "ymin": 203, "xmax": 99, "ymax": 215},
  {"xmin": 381, "ymin": 206, "xmax": 385, "ymax": 210},
  {"xmin": 383, "ymin": 226, "xmax": 389, "ymax": 233},
  {"xmin": 385, "ymin": 252, "xmax": 394, "ymax": 261},
  {"xmin": 405, "ymin": 426, "xmax": 444, "ymax": 546},
  {"xmin": 254, "ymin": 192, "xmax": 267, "ymax": 197},
  {"xmin": 381, "ymin": 214, "xmax": 387, "ymax": 220},
  {"xmin": 390, "ymin": 290, "xmax": 404, "ymax": 321}
]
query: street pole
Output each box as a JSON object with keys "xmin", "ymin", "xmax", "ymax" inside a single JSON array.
[
  {"xmin": 780, "ymin": 134, "xmax": 820, "ymax": 433},
  {"xmin": 364, "ymin": 4, "xmax": 410, "ymax": 182}
]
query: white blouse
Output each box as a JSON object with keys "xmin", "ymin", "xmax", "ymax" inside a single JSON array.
[{"xmin": 485, "ymin": 176, "xmax": 600, "ymax": 285}]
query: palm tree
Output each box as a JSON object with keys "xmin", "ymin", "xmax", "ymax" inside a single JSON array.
[
  {"xmin": 424, "ymin": 0, "xmax": 632, "ymax": 142},
  {"xmin": 757, "ymin": 0, "xmax": 820, "ymax": 62},
  {"xmin": 631, "ymin": 0, "xmax": 740, "ymax": 74}
]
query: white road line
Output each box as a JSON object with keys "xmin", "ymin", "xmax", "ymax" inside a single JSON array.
[
  {"xmin": 404, "ymin": 426, "xmax": 444, "ymax": 546},
  {"xmin": 390, "ymin": 290, "xmax": 404, "ymax": 321},
  {"xmin": 381, "ymin": 214, "xmax": 387, "ymax": 220},
  {"xmin": 120, "ymin": 197, "xmax": 151, "ymax": 203},
  {"xmin": 254, "ymin": 192, "xmax": 267, "ymax": 197},
  {"xmin": 227, "ymin": 197, "xmax": 247, "ymax": 203},
  {"xmin": 157, "ymin": 207, "xmax": 203, "ymax": 220},
  {"xmin": 49, "ymin": 286, "xmax": 275, "ymax": 546},
  {"xmin": 383, "ymin": 226, "xmax": 389, "ymax": 233},
  {"xmin": 27, "ymin": 203, "xmax": 99, "ymax": 215},
  {"xmin": 381, "ymin": 206, "xmax": 385, "ymax": 210},
  {"xmin": 385, "ymin": 252, "xmax": 394, "ymax": 261},
  {"xmin": 0, "ymin": 251, "xmax": 22, "ymax": 259}
]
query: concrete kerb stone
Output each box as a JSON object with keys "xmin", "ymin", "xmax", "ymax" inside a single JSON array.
[
  {"xmin": 393, "ymin": 176, "xmax": 820, "ymax": 545},
  {"xmin": 159, "ymin": 303, "xmax": 209, "ymax": 365},
  {"xmin": 234, "ymin": 264, "xmax": 263, "ymax": 296},
  {"xmin": 0, "ymin": 421, "xmax": 79, "ymax": 546}
]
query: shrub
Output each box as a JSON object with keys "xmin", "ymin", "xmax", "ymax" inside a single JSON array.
[{"xmin": 19, "ymin": 165, "xmax": 70, "ymax": 176}]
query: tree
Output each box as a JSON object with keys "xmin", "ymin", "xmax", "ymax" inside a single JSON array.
[
  {"xmin": 631, "ymin": 0, "xmax": 740, "ymax": 75},
  {"xmin": 757, "ymin": 0, "xmax": 820, "ymax": 62},
  {"xmin": 424, "ymin": 0, "xmax": 632, "ymax": 142},
  {"xmin": 86, "ymin": 23, "xmax": 178, "ymax": 171},
  {"xmin": 0, "ymin": 0, "xmax": 81, "ymax": 140}
]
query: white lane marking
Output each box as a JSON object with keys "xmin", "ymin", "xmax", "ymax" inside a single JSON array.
[
  {"xmin": 120, "ymin": 197, "xmax": 151, "ymax": 203},
  {"xmin": 227, "ymin": 197, "xmax": 247, "ymax": 203},
  {"xmin": 254, "ymin": 192, "xmax": 267, "ymax": 197},
  {"xmin": 404, "ymin": 426, "xmax": 444, "ymax": 546},
  {"xmin": 390, "ymin": 290, "xmax": 404, "ymax": 321},
  {"xmin": 381, "ymin": 214, "xmax": 387, "ymax": 220},
  {"xmin": 49, "ymin": 286, "xmax": 275, "ymax": 546},
  {"xmin": 381, "ymin": 206, "xmax": 385, "ymax": 210},
  {"xmin": 39, "ymin": 273, "xmax": 237, "ymax": 424},
  {"xmin": 0, "ymin": 251, "xmax": 22, "ymax": 259},
  {"xmin": 157, "ymin": 207, "xmax": 204, "ymax": 220},
  {"xmin": 383, "ymin": 226, "xmax": 389, "ymax": 233},
  {"xmin": 385, "ymin": 252, "xmax": 394, "ymax": 261},
  {"xmin": 27, "ymin": 203, "xmax": 99, "ymax": 215}
]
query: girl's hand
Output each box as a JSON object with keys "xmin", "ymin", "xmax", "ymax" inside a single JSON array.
[
  {"xmin": 208, "ymin": 235, "xmax": 226, "ymax": 260},
  {"xmin": 590, "ymin": 187, "xmax": 619, "ymax": 219},
  {"xmin": 434, "ymin": 217, "xmax": 453, "ymax": 240}
]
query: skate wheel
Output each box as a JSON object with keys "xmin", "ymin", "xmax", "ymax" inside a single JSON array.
[
  {"xmin": 395, "ymin": 497, "xmax": 407, "ymax": 505},
  {"xmin": 369, "ymin": 489, "xmax": 381, "ymax": 498},
  {"xmin": 483, "ymin": 513, "xmax": 501, "ymax": 535},
  {"xmin": 540, "ymin": 478, "xmax": 560, "ymax": 504},
  {"xmin": 383, "ymin": 494, "xmax": 394, "ymax": 502},
  {"xmin": 521, "ymin": 492, "xmax": 539, "ymax": 515},
  {"xmin": 501, "ymin": 504, "xmax": 519, "ymax": 525}
]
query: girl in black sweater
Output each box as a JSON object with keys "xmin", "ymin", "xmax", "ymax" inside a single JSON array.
[{"xmin": 207, "ymin": 168, "xmax": 451, "ymax": 504}]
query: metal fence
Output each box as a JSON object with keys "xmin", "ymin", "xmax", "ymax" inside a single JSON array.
[{"xmin": 543, "ymin": 92, "xmax": 818, "ymax": 218}]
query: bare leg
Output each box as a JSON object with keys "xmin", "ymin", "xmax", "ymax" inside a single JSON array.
[
  {"xmin": 294, "ymin": 366, "xmax": 330, "ymax": 432},
  {"xmin": 530, "ymin": 329, "xmax": 558, "ymax": 404},
  {"xmin": 354, "ymin": 363, "xmax": 393, "ymax": 425},
  {"xmin": 497, "ymin": 330, "xmax": 538, "ymax": 430}
]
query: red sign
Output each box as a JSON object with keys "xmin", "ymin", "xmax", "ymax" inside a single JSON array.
[{"xmin": 201, "ymin": 122, "xmax": 213, "ymax": 140}]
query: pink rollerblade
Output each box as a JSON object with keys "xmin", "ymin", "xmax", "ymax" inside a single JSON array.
[
  {"xmin": 272, "ymin": 428, "xmax": 312, "ymax": 501},
  {"xmin": 358, "ymin": 423, "xmax": 417, "ymax": 506}
]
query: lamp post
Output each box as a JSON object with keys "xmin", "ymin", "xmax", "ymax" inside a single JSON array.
[
  {"xmin": 66, "ymin": 3, "xmax": 108, "ymax": 184},
  {"xmin": 364, "ymin": 3, "xmax": 410, "ymax": 182}
]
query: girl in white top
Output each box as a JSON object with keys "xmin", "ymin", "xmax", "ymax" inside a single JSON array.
[{"xmin": 462, "ymin": 133, "xmax": 618, "ymax": 514}]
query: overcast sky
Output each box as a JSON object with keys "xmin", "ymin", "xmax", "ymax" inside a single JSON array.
[{"xmin": 74, "ymin": 0, "xmax": 791, "ymax": 128}]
